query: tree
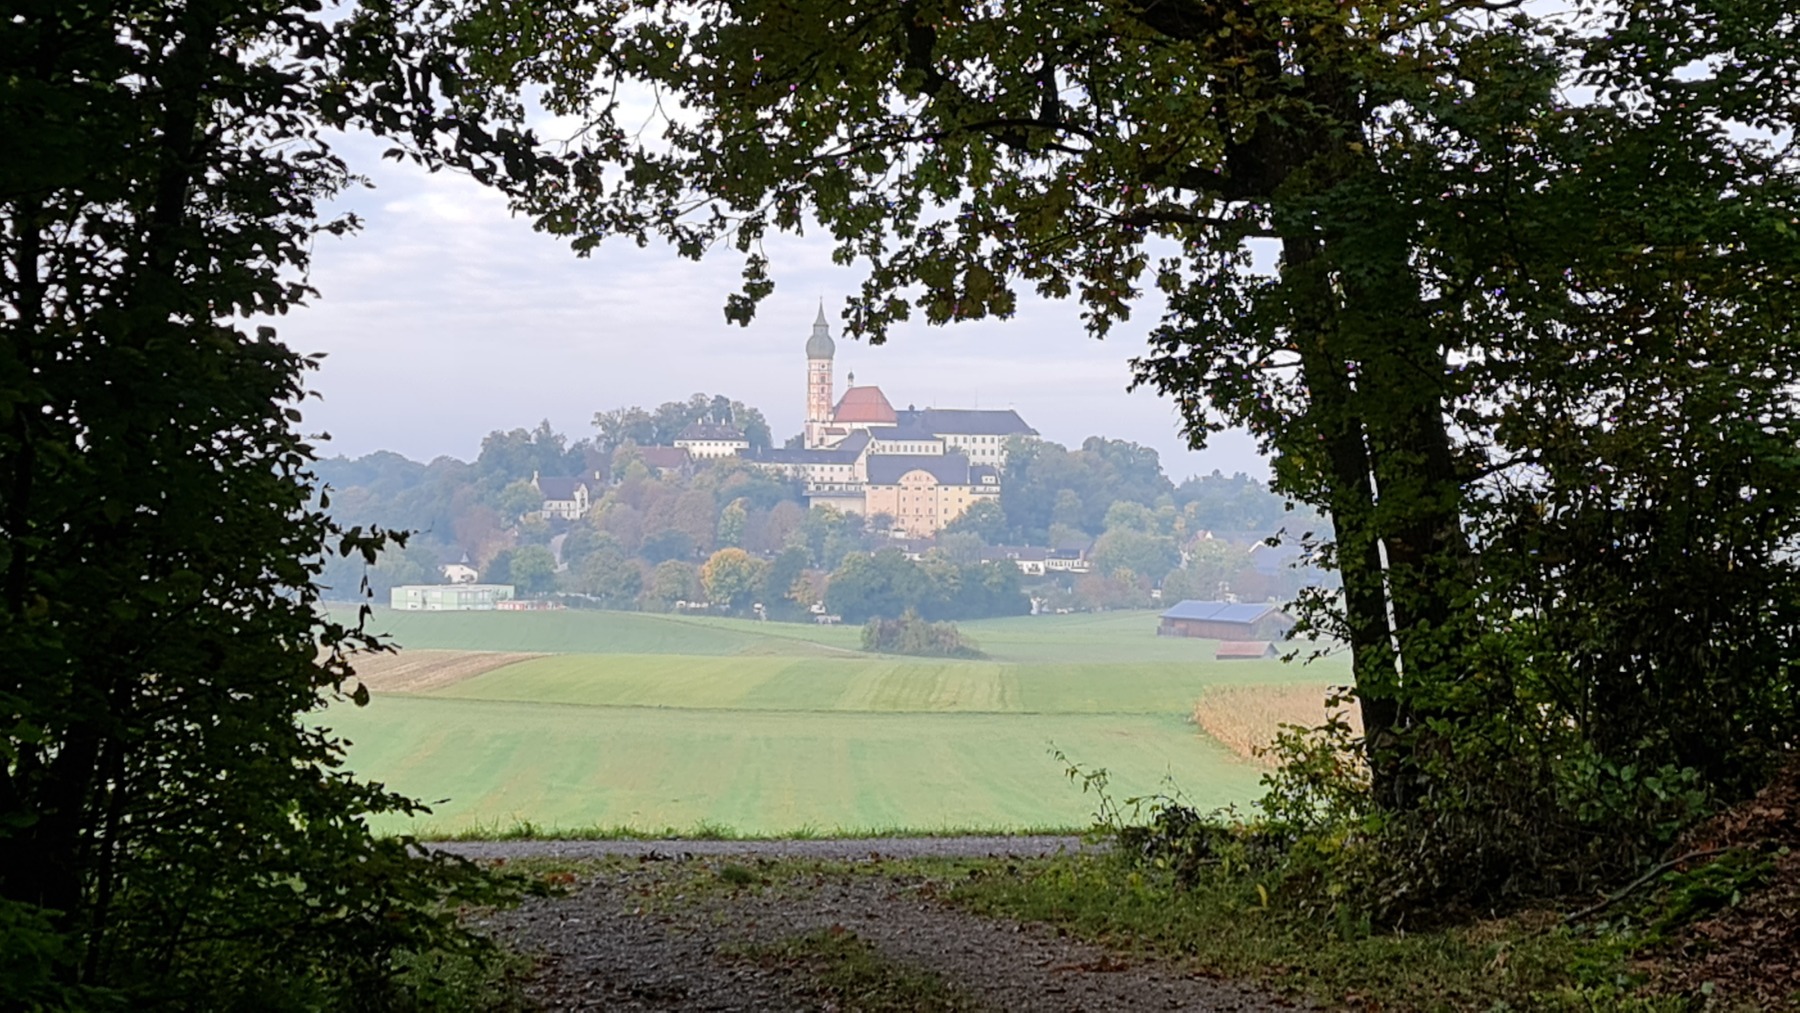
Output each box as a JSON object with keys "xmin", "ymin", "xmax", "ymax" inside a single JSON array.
[
  {"xmin": 568, "ymin": 548, "xmax": 643, "ymax": 607},
  {"xmin": 701, "ymin": 548, "xmax": 769, "ymax": 613},
  {"xmin": 716, "ymin": 497, "xmax": 748, "ymax": 548},
  {"xmin": 824, "ymin": 551, "xmax": 922, "ymax": 624},
  {"xmin": 560, "ymin": 524, "xmax": 615, "ymax": 569},
  {"xmin": 1091, "ymin": 529, "xmax": 1180, "ymax": 585},
  {"xmin": 592, "ymin": 405, "xmax": 658, "ymax": 453},
  {"xmin": 474, "ymin": 421, "xmax": 582, "ymax": 496},
  {"xmin": 647, "ymin": 559, "xmax": 702, "ymax": 609},
  {"xmin": 934, "ymin": 530, "xmax": 988, "ymax": 566},
  {"xmin": 510, "ymin": 544, "xmax": 558, "ymax": 595},
  {"xmin": 0, "ymin": 0, "xmax": 523, "ymax": 1003},
  {"xmin": 941, "ymin": 499, "xmax": 1008, "ymax": 545},
  {"xmin": 801, "ymin": 505, "xmax": 864, "ymax": 570},
  {"xmin": 758, "ymin": 499, "xmax": 807, "ymax": 553},
  {"xmin": 439, "ymin": 0, "xmax": 1800, "ymax": 827},
  {"xmin": 498, "ymin": 478, "xmax": 542, "ymax": 521},
  {"xmin": 759, "ymin": 546, "xmax": 812, "ymax": 620},
  {"xmin": 1170, "ymin": 539, "xmax": 1239, "ymax": 602},
  {"xmin": 640, "ymin": 527, "xmax": 694, "ymax": 564}
]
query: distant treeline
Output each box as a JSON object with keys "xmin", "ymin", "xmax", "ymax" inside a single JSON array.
[{"xmin": 314, "ymin": 403, "xmax": 1328, "ymax": 620}]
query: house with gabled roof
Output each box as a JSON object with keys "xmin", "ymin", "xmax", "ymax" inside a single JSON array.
[
  {"xmin": 627, "ymin": 445, "xmax": 693, "ymax": 480},
  {"xmin": 532, "ymin": 473, "xmax": 591, "ymax": 520},
  {"xmin": 673, "ymin": 422, "xmax": 749, "ymax": 459},
  {"xmin": 1157, "ymin": 600, "xmax": 1294, "ymax": 640}
]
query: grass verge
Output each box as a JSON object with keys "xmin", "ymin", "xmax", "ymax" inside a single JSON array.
[{"xmin": 942, "ymin": 853, "xmax": 1686, "ymax": 1012}]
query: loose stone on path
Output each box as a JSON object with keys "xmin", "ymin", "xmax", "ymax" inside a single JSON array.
[{"xmin": 453, "ymin": 839, "xmax": 1308, "ymax": 1012}]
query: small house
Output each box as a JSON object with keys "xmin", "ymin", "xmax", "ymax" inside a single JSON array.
[{"xmin": 533, "ymin": 473, "xmax": 591, "ymax": 520}]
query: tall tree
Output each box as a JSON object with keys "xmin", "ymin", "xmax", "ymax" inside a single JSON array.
[
  {"xmin": 433, "ymin": 0, "xmax": 1800, "ymax": 817},
  {"xmin": 0, "ymin": 0, "xmax": 526, "ymax": 1002}
]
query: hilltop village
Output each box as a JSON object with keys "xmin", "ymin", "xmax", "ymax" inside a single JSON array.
[
  {"xmin": 317, "ymin": 309, "xmax": 1322, "ymax": 624},
  {"xmin": 588, "ymin": 308, "xmax": 1037, "ymax": 538}
]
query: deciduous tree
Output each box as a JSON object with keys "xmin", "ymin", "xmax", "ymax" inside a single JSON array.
[
  {"xmin": 0, "ymin": 0, "xmax": 529, "ymax": 1001},
  {"xmin": 432, "ymin": 0, "xmax": 1800, "ymax": 828},
  {"xmin": 701, "ymin": 547, "xmax": 768, "ymax": 613}
]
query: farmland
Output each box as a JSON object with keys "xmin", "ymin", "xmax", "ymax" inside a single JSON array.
[{"xmin": 324, "ymin": 608, "xmax": 1348, "ymax": 836}]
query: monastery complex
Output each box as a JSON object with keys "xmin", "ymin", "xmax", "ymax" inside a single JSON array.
[{"xmin": 675, "ymin": 307, "xmax": 1039, "ymax": 536}]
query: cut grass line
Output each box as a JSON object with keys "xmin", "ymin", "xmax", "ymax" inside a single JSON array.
[
  {"xmin": 348, "ymin": 649, "xmax": 544, "ymax": 695},
  {"xmin": 329, "ymin": 696, "xmax": 1259, "ymax": 835}
]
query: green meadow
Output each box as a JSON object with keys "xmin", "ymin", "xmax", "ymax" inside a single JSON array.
[{"xmin": 326, "ymin": 607, "xmax": 1346, "ymax": 836}]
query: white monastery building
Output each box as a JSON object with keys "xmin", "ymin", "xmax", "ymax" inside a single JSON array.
[{"xmin": 738, "ymin": 307, "xmax": 1036, "ymax": 536}]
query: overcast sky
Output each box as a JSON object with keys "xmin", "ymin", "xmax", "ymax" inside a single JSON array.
[{"xmin": 281, "ymin": 129, "xmax": 1271, "ymax": 483}]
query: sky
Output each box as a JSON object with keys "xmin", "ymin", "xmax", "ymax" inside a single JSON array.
[{"xmin": 281, "ymin": 129, "xmax": 1271, "ymax": 483}]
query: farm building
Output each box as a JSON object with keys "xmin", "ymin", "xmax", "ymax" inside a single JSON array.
[
  {"xmin": 1158, "ymin": 600, "xmax": 1294, "ymax": 640},
  {"xmin": 390, "ymin": 584, "xmax": 515, "ymax": 611}
]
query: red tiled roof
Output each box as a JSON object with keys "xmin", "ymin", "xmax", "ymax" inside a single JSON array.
[
  {"xmin": 832, "ymin": 385, "xmax": 898, "ymax": 425},
  {"xmin": 1215, "ymin": 641, "xmax": 1278, "ymax": 659}
]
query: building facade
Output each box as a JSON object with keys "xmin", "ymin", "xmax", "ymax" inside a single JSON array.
[
  {"xmin": 390, "ymin": 584, "xmax": 516, "ymax": 611},
  {"xmin": 863, "ymin": 455, "xmax": 1001, "ymax": 537},
  {"xmin": 674, "ymin": 422, "xmax": 750, "ymax": 459},
  {"xmin": 533, "ymin": 474, "xmax": 591, "ymax": 520},
  {"xmin": 747, "ymin": 307, "xmax": 1043, "ymax": 533}
]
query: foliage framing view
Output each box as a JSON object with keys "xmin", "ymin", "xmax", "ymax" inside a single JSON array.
[
  {"xmin": 3, "ymin": 0, "xmax": 1797, "ymax": 1006},
  {"xmin": 421, "ymin": 0, "xmax": 1800, "ymax": 905},
  {"xmin": 0, "ymin": 0, "xmax": 529, "ymax": 1005}
]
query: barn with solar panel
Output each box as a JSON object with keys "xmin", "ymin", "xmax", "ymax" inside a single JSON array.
[{"xmin": 1157, "ymin": 600, "xmax": 1294, "ymax": 641}]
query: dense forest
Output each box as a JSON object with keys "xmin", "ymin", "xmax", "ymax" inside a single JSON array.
[{"xmin": 316, "ymin": 403, "xmax": 1326, "ymax": 620}]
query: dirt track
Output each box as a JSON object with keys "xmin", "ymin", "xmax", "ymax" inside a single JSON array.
[{"xmin": 447, "ymin": 839, "xmax": 1307, "ymax": 1012}]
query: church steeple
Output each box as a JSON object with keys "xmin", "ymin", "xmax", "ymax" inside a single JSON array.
[
  {"xmin": 804, "ymin": 304, "xmax": 836, "ymax": 448},
  {"xmin": 806, "ymin": 303, "xmax": 835, "ymax": 360}
]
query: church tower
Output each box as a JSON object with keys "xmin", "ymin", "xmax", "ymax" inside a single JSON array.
[{"xmin": 804, "ymin": 304, "xmax": 835, "ymax": 448}]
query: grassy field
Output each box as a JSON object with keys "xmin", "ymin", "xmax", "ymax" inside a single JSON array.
[{"xmin": 326, "ymin": 607, "xmax": 1347, "ymax": 835}]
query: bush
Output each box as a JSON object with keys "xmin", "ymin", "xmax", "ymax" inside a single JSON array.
[{"xmin": 860, "ymin": 610, "xmax": 984, "ymax": 658}]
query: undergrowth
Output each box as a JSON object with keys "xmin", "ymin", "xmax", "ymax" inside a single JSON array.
[{"xmin": 1021, "ymin": 735, "xmax": 1779, "ymax": 1011}]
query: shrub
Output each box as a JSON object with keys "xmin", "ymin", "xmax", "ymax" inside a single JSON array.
[{"xmin": 860, "ymin": 610, "xmax": 984, "ymax": 658}]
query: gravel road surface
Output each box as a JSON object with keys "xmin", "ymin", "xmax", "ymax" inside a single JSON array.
[{"xmin": 451, "ymin": 838, "xmax": 1308, "ymax": 1012}]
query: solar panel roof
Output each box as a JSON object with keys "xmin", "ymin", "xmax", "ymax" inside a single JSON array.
[{"xmin": 1159, "ymin": 600, "xmax": 1280, "ymax": 622}]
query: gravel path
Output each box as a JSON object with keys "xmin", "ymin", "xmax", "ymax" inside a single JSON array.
[{"xmin": 452, "ymin": 839, "xmax": 1308, "ymax": 1012}]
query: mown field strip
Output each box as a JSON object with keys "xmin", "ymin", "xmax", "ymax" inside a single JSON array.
[
  {"xmin": 327, "ymin": 608, "xmax": 1352, "ymax": 833},
  {"xmin": 348, "ymin": 648, "xmax": 545, "ymax": 694},
  {"xmin": 328, "ymin": 695, "xmax": 1265, "ymax": 836},
  {"xmin": 347, "ymin": 606, "xmax": 865, "ymax": 656},
  {"xmin": 425, "ymin": 652, "xmax": 1320, "ymax": 715}
]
